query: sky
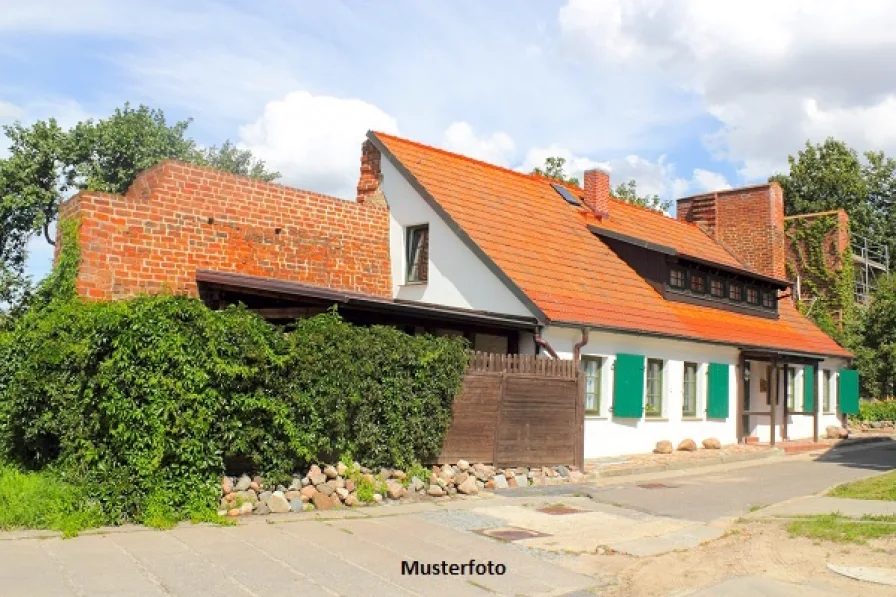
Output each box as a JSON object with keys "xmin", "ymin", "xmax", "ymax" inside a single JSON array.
[{"xmin": 4, "ymin": 0, "xmax": 896, "ymax": 281}]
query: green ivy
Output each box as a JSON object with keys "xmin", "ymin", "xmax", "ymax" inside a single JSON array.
[{"xmin": 786, "ymin": 216, "xmax": 857, "ymax": 344}]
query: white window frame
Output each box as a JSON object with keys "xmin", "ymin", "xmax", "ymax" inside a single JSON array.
[
  {"xmin": 682, "ymin": 361, "xmax": 699, "ymax": 418},
  {"xmin": 405, "ymin": 224, "xmax": 429, "ymax": 284},
  {"xmin": 823, "ymin": 369, "xmax": 834, "ymax": 414},
  {"xmin": 582, "ymin": 356, "xmax": 604, "ymax": 416},
  {"xmin": 645, "ymin": 358, "xmax": 665, "ymax": 418}
]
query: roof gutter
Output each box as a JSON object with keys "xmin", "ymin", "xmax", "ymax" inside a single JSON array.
[
  {"xmin": 534, "ymin": 327, "xmax": 559, "ymax": 359},
  {"xmin": 572, "ymin": 327, "xmax": 590, "ymax": 363}
]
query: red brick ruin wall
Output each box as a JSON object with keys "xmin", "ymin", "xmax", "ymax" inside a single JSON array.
[{"xmin": 56, "ymin": 160, "xmax": 392, "ymax": 300}]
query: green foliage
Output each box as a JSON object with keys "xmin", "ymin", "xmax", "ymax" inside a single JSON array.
[
  {"xmin": 201, "ymin": 141, "xmax": 280, "ymax": 182},
  {"xmin": 855, "ymin": 399, "xmax": 896, "ymax": 422},
  {"xmin": 613, "ymin": 179, "xmax": 671, "ymax": 213},
  {"xmin": 853, "ymin": 274, "xmax": 896, "ymax": 398},
  {"xmin": 0, "ymin": 295, "xmax": 467, "ymax": 526},
  {"xmin": 786, "ymin": 513, "xmax": 896, "ymax": 544},
  {"xmin": 531, "ymin": 157, "xmax": 580, "ymax": 186},
  {"xmin": 785, "ymin": 216, "xmax": 857, "ymax": 344},
  {"xmin": 0, "ymin": 463, "xmax": 105, "ymax": 537},
  {"xmin": 828, "ymin": 470, "xmax": 896, "ymax": 502}
]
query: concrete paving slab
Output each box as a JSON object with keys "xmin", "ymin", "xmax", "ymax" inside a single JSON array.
[
  {"xmin": 682, "ymin": 575, "xmax": 840, "ymax": 597},
  {"xmin": 751, "ymin": 496, "xmax": 896, "ymax": 519},
  {"xmin": 604, "ymin": 524, "xmax": 725, "ymax": 557},
  {"xmin": 41, "ymin": 534, "xmax": 166, "ymax": 597},
  {"xmin": 0, "ymin": 540, "xmax": 76, "ymax": 597},
  {"xmin": 827, "ymin": 564, "xmax": 896, "ymax": 586}
]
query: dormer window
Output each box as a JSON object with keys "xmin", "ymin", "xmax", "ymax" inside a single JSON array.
[
  {"xmin": 406, "ymin": 225, "xmax": 429, "ymax": 283},
  {"xmin": 728, "ymin": 282, "xmax": 743, "ymax": 302},
  {"xmin": 689, "ymin": 272, "xmax": 706, "ymax": 294},
  {"xmin": 710, "ymin": 278, "xmax": 725, "ymax": 298},
  {"xmin": 762, "ymin": 290, "xmax": 776, "ymax": 308},
  {"xmin": 669, "ymin": 268, "xmax": 685, "ymax": 289},
  {"xmin": 745, "ymin": 286, "xmax": 760, "ymax": 305}
]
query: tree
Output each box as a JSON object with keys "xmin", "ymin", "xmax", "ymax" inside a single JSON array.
[
  {"xmin": 853, "ymin": 273, "xmax": 896, "ymax": 398},
  {"xmin": 771, "ymin": 138, "xmax": 896, "ymax": 256},
  {"xmin": 613, "ymin": 179, "xmax": 671, "ymax": 213},
  {"xmin": 532, "ymin": 157, "xmax": 579, "ymax": 186},
  {"xmin": 202, "ymin": 141, "xmax": 279, "ymax": 182}
]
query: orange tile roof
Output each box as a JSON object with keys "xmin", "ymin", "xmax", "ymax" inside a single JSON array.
[{"xmin": 370, "ymin": 132, "xmax": 851, "ymax": 358}]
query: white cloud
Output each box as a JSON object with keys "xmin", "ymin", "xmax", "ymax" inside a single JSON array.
[
  {"xmin": 691, "ymin": 169, "xmax": 731, "ymax": 193},
  {"xmin": 238, "ymin": 90, "xmax": 399, "ymax": 200},
  {"xmin": 442, "ymin": 122, "xmax": 516, "ymax": 167},
  {"xmin": 558, "ymin": 0, "xmax": 896, "ymax": 180}
]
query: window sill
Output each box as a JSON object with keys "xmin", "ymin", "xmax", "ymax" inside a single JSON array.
[
  {"xmin": 399, "ymin": 281, "xmax": 428, "ymax": 287},
  {"xmin": 681, "ymin": 416, "xmax": 703, "ymax": 421},
  {"xmin": 644, "ymin": 417, "xmax": 669, "ymax": 422},
  {"xmin": 585, "ymin": 414, "xmax": 608, "ymax": 420}
]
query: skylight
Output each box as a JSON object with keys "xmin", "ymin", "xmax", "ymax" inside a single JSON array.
[{"xmin": 551, "ymin": 183, "xmax": 582, "ymax": 206}]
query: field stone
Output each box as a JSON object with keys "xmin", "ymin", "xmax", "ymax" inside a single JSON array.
[
  {"xmin": 456, "ymin": 459, "xmax": 470, "ymax": 471},
  {"xmin": 289, "ymin": 499, "xmax": 303, "ymax": 513},
  {"xmin": 221, "ymin": 476, "xmax": 233, "ymax": 494},
  {"xmin": 228, "ymin": 508, "xmax": 241, "ymax": 517},
  {"xmin": 235, "ymin": 490, "xmax": 258, "ymax": 505},
  {"xmin": 507, "ymin": 476, "xmax": 518, "ymax": 488},
  {"xmin": 259, "ymin": 491, "xmax": 273, "ymax": 504},
  {"xmin": 514, "ymin": 474, "xmax": 528, "ymax": 487},
  {"xmin": 702, "ymin": 437, "xmax": 722, "ymax": 450},
  {"xmin": 447, "ymin": 486, "xmax": 458, "ymax": 496},
  {"xmin": 410, "ymin": 476, "xmax": 424, "ymax": 492},
  {"xmin": 568, "ymin": 471, "xmax": 585, "ymax": 483},
  {"xmin": 428, "ymin": 485, "xmax": 446, "ymax": 497},
  {"xmin": 268, "ymin": 491, "xmax": 291, "ymax": 514},
  {"xmin": 455, "ymin": 472, "xmax": 470, "ymax": 486},
  {"xmin": 312, "ymin": 492, "xmax": 334, "ymax": 511},
  {"xmin": 316, "ymin": 483, "xmax": 335, "ymax": 497},
  {"xmin": 323, "ymin": 465, "xmax": 338, "ymax": 479},
  {"xmin": 345, "ymin": 480, "xmax": 356, "ymax": 493},
  {"xmin": 826, "ymin": 425, "xmax": 841, "ymax": 439},
  {"xmin": 336, "ymin": 462, "xmax": 348, "ymax": 476},
  {"xmin": 556, "ymin": 465, "xmax": 570, "ymax": 477},
  {"xmin": 392, "ymin": 469, "xmax": 407, "ymax": 480},
  {"xmin": 336, "ymin": 487, "xmax": 350, "ymax": 500},
  {"xmin": 655, "ymin": 440, "xmax": 674, "ymax": 454},
  {"xmin": 493, "ymin": 474, "xmax": 509, "ymax": 489},
  {"xmin": 254, "ymin": 502, "xmax": 270, "ymax": 515},
  {"xmin": 234, "ymin": 475, "xmax": 252, "ymax": 492},
  {"xmin": 677, "ymin": 439, "xmax": 697, "ymax": 452},
  {"xmin": 239, "ymin": 501, "xmax": 253, "ymax": 515},
  {"xmin": 373, "ymin": 493, "xmax": 383, "ymax": 503},
  {"xmin": 284, "ymin": 490, "xmax": 301, "ymax": 502},
  {"xmin": 249, "ymin": 481, "xmax": 260, "ymax": 492},
  {"xmin": 386, "ymin": 481, "xmax": 404, "ymax": 500},
  {"xmin": 308, "ymin": 472, "xmax": 327, "ymax": 486},
  {"xmin": 308, "ymin": 464, "xmax": 322, "ymax": 476},
  {"xmin": 457, "ymin": 476, "xmax": 479, "ymax": 495},
  {"xmin": 300, "ymin": 486, "xmax": 317, "ymax": 501},
  {"xmin": 344, "ymin": 494, "xmax": 359, "ymax": 507}
]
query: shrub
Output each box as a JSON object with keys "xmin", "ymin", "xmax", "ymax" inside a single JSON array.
[
  {"xmin": 856, "ymin": 399, "xmax": 896, "ymax": 422},
  {"xmin": 0, "ymin": 296, "xmax": 467, "ymax": 525}
]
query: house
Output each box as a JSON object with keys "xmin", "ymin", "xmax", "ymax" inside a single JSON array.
[{"xmin": 56, "ymin": 131, "xmax": 860, "ymax": 459}]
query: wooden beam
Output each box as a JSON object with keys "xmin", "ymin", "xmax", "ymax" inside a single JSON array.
[
  {"xmin": 736, "ymin": 352, "xmax": 746, "ymax": 443},
  {"xmin": 769, "ymin": 358, "xmax": 778, "ymax": 447},
  {"xmin": 574, "ymin": 369, "xmax": 585, "ymax": 470},
  {"xmin": 782, "ymin": 364, "xmax": 789, "ymax": 441},
  {"xmin": 812, "ymin": 365, "xmax": 820, "ymax": 443}
]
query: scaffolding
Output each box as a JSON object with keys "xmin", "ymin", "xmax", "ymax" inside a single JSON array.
[{"xmin": 853, "ymin": 234, "xmax": 890, "ymax": 305}]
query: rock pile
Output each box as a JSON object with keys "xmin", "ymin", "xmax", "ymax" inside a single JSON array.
[
  {"xmin": 654, "ymin": 437, "xmax": 721, "ymax": 454},
  {"xmin": 218, "ymin": 460, "xmax": 585, "ymax": 517}
]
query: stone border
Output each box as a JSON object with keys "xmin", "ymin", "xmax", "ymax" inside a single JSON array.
[{"xmin": 591, "ymin": 448, "xmax": 785, "ymax": 478}]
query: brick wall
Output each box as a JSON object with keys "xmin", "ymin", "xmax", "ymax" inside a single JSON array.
[
  {"xmin": 784, "ymin": 209, "xmax": 850, "ymax": 301},
  {"xmin": 56, "ymin": 160, "xmax": 392, "ymax": 300},
  {"xmin": 676, "ymin": 183, "xmax": 787, "ymax": 279}
]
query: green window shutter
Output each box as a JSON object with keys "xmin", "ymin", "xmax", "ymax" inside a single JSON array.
[
  {"xmin": 706, "ymin": 362, "xmax": 730, "ymax": 419},
  {"xmin": 803, "ymin": 366, "xmax": 815, "ymax": 412},
  {"xmin": 613, "ymin": 353, "xmax": 645, "ymax": 418},
  {"xmin": 838, "ymin": 369, "xmax": 860, "ymax": 414}
]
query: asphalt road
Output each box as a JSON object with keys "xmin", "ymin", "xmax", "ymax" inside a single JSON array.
[{"xmin": 584, "ymin": 440, "xmax": 896, "ymax": 522}]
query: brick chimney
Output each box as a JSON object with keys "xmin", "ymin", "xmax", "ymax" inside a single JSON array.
[
  {"xmin": 584, "ymin": 168, "xmax": 610, "ymax": 219},
  {"xmin": 356, "ymin": 140, "xmax": 387, "ymax": 207},
  {"xmin": 676, "ymin": 182, "xmax": 787, "ymax": 280}
]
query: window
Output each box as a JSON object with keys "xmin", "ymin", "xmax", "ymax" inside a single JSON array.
[
  {"xmin": 646, "ymin": 358, "xmax": 664, "ymax": 417},
  {"xmin": 762, "ymin": 290, "xmax": 776, "ymax": 309},
  {"xmin": 583, "ymin": 357, "xmax": 603, "ymax": 414},
  {"xmin": 682, "ymin": 362, "xmax": 698, "ymax": 417},
  {"xmin": 745, "ymin": 286, "xmax": 759, "ymax": 305},
  {"xmin": 823, "ymin": 369, "xmax": 833, "ymax": 413},
  {"xmin": 786, "ymin": 367, "xmax": 796, "ymax": 410},
  {"xmin": 669, "ymin": 268, "xmax": 685, "ymax": 289},
  {"xmin": 406, "ymin": 225, "xmax": 429, "ymax": 283},
  {"xmin": 710, "ymin": 278, "xmax": 725, "ymax": 298},
  {"xmin": 689, "ymin": 272, "xmax": 706, "ymax": 294},
  {"xmin": 728, "ymin": 282, "xmax": 743, "ymax": 301}
]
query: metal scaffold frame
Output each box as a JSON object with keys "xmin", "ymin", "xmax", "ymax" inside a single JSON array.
[{"xmin": 853, "ymin": 234, "xmax": 889, "ymax": 304}]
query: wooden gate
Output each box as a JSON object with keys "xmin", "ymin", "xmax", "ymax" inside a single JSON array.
[{"xmin": 437, "ymin": 352, "xmax": 584, "ymax": 468}]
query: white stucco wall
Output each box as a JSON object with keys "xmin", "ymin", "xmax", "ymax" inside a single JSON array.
[
  {"xmin": 544, "ymin": 326, "xmax": 740, "ymax": 459},
  {"xmin": 379, "ymin": 158, "xmax": 532, "ymax": 317}
]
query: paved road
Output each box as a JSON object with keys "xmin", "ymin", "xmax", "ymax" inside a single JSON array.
[
  {"xmin": 584, "ymin": 440, "xmax": 896, "ymax": 522},
  {"xmin": 0, "ymin": 512, "xmax": 597, "ymax": 597}
]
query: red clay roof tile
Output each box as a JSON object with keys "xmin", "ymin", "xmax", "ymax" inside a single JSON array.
[{"xmin": 372, "ymin": 131, "xmax": 851, "ymax": 358}]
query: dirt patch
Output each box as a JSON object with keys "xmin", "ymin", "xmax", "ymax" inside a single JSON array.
[{"xmin": 565, "ymin": 520, "xmax": 896, "ymax": 596}]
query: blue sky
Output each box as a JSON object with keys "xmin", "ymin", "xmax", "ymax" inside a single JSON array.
[{"xmin": 3, "ymin": 0, "xmax": 896, "ymax": 280}]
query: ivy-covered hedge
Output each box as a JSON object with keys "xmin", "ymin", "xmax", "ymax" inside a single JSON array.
[{"xmin": 0, "ymin": 296, "xmax": 468, "ymax": 524}]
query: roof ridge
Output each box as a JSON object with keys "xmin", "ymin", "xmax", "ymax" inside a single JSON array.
[{"xmin": 371, "ymin": 130, "xmax": 581, "ymax": 189}]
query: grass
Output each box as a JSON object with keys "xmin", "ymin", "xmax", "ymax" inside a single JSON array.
[
  {"xmin": 0, "ymin": 464, "xmax": 106, "ymax": 538},
  {"xmin": 786, "ymin": 513, "xmax": 896, "ymax": 544},
  {"xmin": 827, "ymin": 471, "xmax": 896, "ymax": 501}
]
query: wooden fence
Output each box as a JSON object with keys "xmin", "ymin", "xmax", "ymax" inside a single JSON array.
[{"xmin": 436, "ymin": 351, "xmax": 584, "ymax": 468}]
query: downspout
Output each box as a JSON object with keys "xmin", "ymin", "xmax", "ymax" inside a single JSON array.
[
  {"xmin": 534, "ymin": 327, "xmax": 559, "ymax": 359},
  {"xmin": 572, "ymin": 327, "xmax": 590, "ymax": 364}
]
